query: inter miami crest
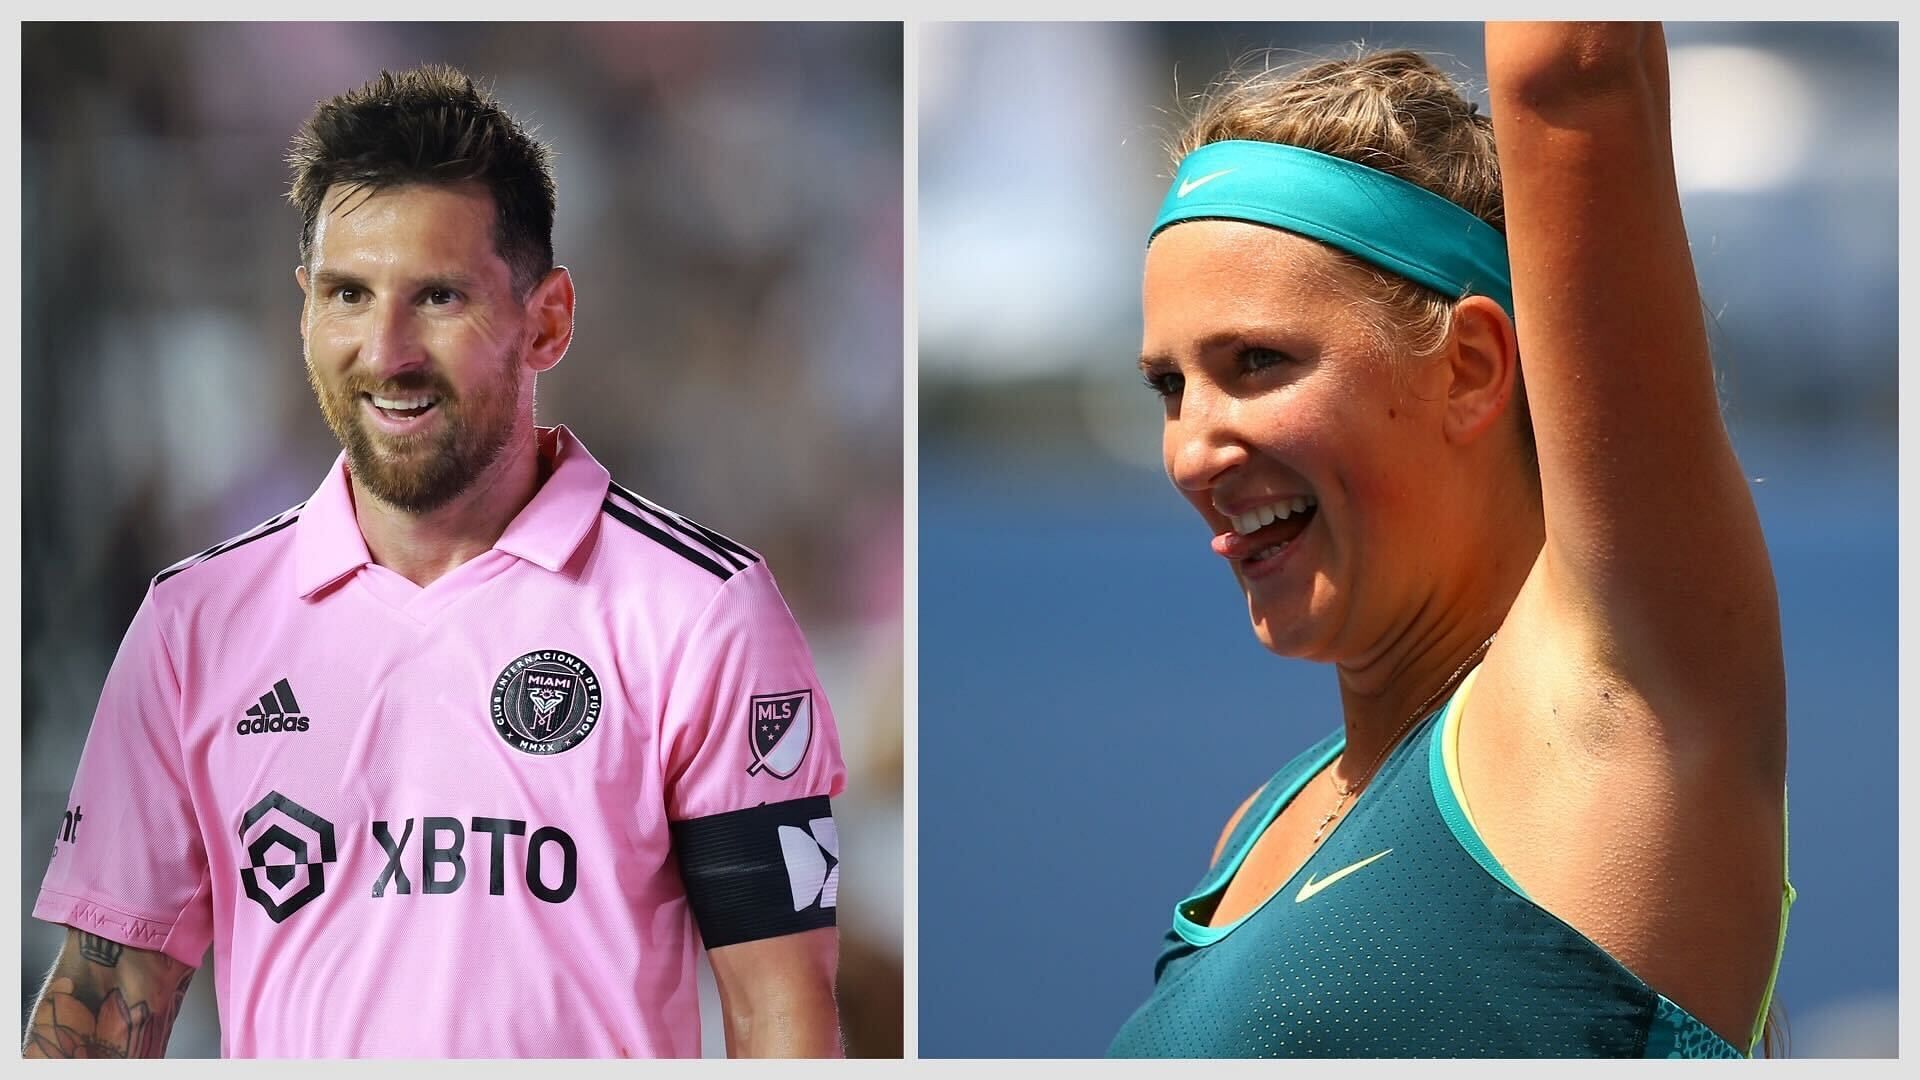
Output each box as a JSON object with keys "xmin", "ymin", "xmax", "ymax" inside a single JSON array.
[
  {"xmin": 747, "ymin": 689, "xmax": 813, "ymax": 779},
  {"xmin": 492, "ymin": 650, "xmax": 602, "ymax": 756}
]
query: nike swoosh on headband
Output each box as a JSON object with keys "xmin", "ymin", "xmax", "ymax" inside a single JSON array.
[
  {"xmin": 1152, "ymin": 140, "xmax": 1514, "ymax": 318},
  {"xmin": 1177, "ymin": 168, "xmax": 1235, "ymax": 198}
]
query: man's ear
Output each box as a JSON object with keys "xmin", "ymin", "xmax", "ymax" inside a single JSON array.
[
  {"xmin": 295, "ymin": 265, "xmax": 312, "ymax": 344},
  {"xmin": 523, "ymin": 266, "xmax": 576, "ymax": 374}
]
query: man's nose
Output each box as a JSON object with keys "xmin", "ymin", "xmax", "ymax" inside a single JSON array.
[{"xmin": 359, "ymin": 299, "xmax": 427, "ymax": 381}]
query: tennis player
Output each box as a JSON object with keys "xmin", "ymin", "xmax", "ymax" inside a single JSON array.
[
  {"xmin": 1111, "ymin": 22, "xmax": 1790, "ymax": 1057},
  {"xmin": 26, "ymin": 66, "xmax": 845, "ymax": 1058}
]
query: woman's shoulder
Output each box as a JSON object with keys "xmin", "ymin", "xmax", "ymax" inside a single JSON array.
[
  {"xmin": 1210, "ymin": 725, "xmax": 1346, "ymax": 866},
  {"xmin": 1211, "ymin": 787, "xmax": 1264, "ymax": 866}
]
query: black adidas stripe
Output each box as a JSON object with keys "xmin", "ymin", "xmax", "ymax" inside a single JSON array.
[
  {"xmin": 601, "ymin": 500, "xmax": 735, "ymax": 581},
  {"xmin": 273, "ymin": 678, "xmax": 301, "ymax": 714},
  {"xmin": 605, "ymin": 482, "xmax": 759, "ymax": 571},
  {"xmin": 606, "ymin": 481, "xmax": 755, "ymax": 569},
  {"xmin": 672, "ymin": 514, "xmax": 757, "ymax": 567},
  {"xmin": 656, "ymin": 494, "xmax": 754, "ymax": 564},
  {"xmin": 153, "ymin": 505, "xmax": 304, "ymax": 585},
  {"xmin": 606, "ymin": 489, "xmax": 747, "ymax": 573}
]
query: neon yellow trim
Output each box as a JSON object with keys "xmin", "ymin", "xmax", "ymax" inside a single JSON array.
[
  {"xmin": 1748, "ymin": 794, "xmax": 1794, "ymax": 1056},
  {"xmin": 1439, "ymin": 665, "xmax": 1486, "ymax": 832},
  {"xmin": 1439, "ymin": 663, "xmax": 1791, "ymax": 1056}
]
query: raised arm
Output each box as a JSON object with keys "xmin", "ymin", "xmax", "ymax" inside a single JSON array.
[
  {"xmin": 708, "ymin": 926, "xmax": 844, "ymax": 1057},
  {"xmin": 1484, "ymin": 23, "xmax": 1782, "ymax": 726},
  {"xmin": 23, "ymin": 927, "xmax": 196, "ymax": 1058}
]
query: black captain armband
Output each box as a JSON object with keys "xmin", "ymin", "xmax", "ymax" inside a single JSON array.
[{"xmin": 670, "ymin": 796, "xmax": 838, "ymax": 949}]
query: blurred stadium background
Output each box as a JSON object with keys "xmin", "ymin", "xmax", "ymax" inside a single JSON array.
[
  {"xmin": 18, "ymin": 22, "xmax": 902, "ymax": 1057},
  {"xmin": 920, "ymin": 22, "xmax": 1896, "ymax": 1058}
]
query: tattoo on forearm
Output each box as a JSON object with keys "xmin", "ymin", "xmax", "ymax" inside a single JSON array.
[
  {"xmin": 77, "ymin": 933, "xmax": 123, "ymax": 968},
  {"xmin": 23, "ymin": 939, "xmax": 191, "ymax": 1058}
]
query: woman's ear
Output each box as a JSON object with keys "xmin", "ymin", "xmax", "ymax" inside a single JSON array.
[{"xmin": 1441, "ymin": 295, "xmax": 1521, "ymax": 447}]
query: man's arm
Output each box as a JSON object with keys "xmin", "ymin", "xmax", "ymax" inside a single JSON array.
[
  {"xmin": 22, "ymin": 927, "xmax": 196, "ymax": 1058},
  {"xmin": 707, "ymin": 927, "xmax": 842, "ymax": 1058}
]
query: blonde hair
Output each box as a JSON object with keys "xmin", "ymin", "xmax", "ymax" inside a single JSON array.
[
  {"xmin": 1172, "ymin": 49, "xmax": 1502, "ymax": 361},
  {"xmin": 1178, "ymin": 62, "xmax": 1800, "ymax": 1054},
  {"xmin": 1169, "ymin": 48, "xmax": 1537, "ymax": 470}
]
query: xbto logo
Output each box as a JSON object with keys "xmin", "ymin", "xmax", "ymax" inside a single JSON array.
[
  {"xmin": 779, "ymin": 816, "xmax": 838, "ymax": 912},
  {"xmin": 238, "ymin": 791, "xmax": 337, "ymax": 923},
  {"xmin": 371, "ymin": 816, "xmax": 578, "ymax": 903},
  {"xmin": 237, "ymin": 793, "xmax": 580, "ymax": 922}
]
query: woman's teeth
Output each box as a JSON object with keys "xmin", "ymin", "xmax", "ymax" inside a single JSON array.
[{"xmin": 1230, "ymin": 495, "xmax": 1316, "ymax": 536}]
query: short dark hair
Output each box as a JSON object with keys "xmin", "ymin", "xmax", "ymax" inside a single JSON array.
[{"xmin": 287, "ymin": 64, "xmax": 555, "ymax": 297}]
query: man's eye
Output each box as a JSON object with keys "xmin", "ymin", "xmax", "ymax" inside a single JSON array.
[
  {"xmin": 336, "ymin": 288, "xmax": 364, "ymax": 304},
  {"xmin": 426, "ymin": 288, "xmax": 460, "ymax": 306}
]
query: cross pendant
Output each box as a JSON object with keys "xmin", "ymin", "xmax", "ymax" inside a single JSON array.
[{"xmin": 1313, "ymin": 810, "xmax": 1336, "ymax": 841}]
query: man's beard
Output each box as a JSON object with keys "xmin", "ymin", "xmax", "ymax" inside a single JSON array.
[{"xmin": 307, "ymin": 351, "xmax": 522, "ymax": 515}]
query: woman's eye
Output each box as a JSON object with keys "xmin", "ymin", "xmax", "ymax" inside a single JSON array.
[
  {"xmin": 1241, "ymin": 346, "xmax": 1291, "ymax": 373},
  {"xmin": 1141, "ymin": 370, "xmax": 1184, "ymax": 398}
]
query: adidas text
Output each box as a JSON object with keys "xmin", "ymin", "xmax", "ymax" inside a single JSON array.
[
  {"xmin": 237, "ymin": 714, "xmax": 310, "ymax": 734},
  {"xmin": 241, "ymin": 677, "xmax": 310, "ymax": 734}
]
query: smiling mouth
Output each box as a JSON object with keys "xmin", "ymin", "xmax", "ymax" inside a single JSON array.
[
  {"xmin": 364, "ymin": 392, "xmax": 441, "ymax": 421},
  {"xmin": 1228, "ymin": 495, "xmax": 1316, "ymax": 537},
  {"xmin": 1214, "ymin": 495, "xmax": 1318, "ymax": 565}
]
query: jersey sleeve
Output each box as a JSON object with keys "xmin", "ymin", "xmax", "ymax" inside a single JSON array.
[
  {"xmin": 660, "ymin": 559, "xmax": 847, "ymax": 822},
  {"xmin": 33, "ymin": 586, "xmax": 214, "ymax": 968}
]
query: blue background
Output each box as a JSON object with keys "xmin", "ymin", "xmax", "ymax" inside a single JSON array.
[
  {"xmin": 919, "ymin": 21, "xmax": 1897, "ymax": 1058},
  {"xmin": 921, "ymin": 432, "xmax": 1895, "ymax": 1057}
]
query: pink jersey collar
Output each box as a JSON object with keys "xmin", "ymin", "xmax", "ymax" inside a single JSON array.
[
  {"xmin": 292, "ymin": 425, "xmax": 611, "ymax": 597},
  {"xmin": 495, "ymin": 426, "xmax": 612, "ymax": 572}
]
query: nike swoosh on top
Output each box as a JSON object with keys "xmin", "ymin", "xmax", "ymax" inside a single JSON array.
[
  {"xmin": 1294, "ymin": 848, "xmax": 1393, "ymax": 903},
  {"xmin": 1177, "ymin": 168, "xmax": 1235, "ymax": 198}
]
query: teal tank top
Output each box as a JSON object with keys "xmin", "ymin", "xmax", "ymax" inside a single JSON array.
[{"xmin": 1108, "ymin": 670, "xmax": 1793, "ymax": 1058}]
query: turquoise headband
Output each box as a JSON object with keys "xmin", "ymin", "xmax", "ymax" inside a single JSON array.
[{"xmin": 1151, "ymin": 140, "xmax": 1514, "ymax": 318}]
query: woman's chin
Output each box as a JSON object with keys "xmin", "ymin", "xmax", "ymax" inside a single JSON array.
[{"xmin": 1247, "ymin": 606, "xmax": 1320, "ymax": 659}]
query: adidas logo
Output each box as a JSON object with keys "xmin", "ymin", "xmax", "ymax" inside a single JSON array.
[
  {"xmin": 237, "ymin": 678, "xmax": 311, "ymax": 735},
  {"xmin": 778, "ymin": 817, "xmax": 839, "ymax": 912}
]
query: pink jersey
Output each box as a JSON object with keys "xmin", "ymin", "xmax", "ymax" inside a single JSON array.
[{"xmin": 35, "ymin": 426, "xmax": 845, "ymax": 1057}]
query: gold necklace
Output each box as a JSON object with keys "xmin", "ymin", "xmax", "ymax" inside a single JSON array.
[{"xmin": 1312, "ymin": 633, "xmax": 1495, "ymax": 843}]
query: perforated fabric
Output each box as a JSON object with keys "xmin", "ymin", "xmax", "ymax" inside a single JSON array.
[
  {"xmin": 1647, "ymin": 995, "xmax": 1743, "ymax": 1059},
  {"xmin": 1107, "ymin": 703, "xmax": 1745, "ymax": 1058}
]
